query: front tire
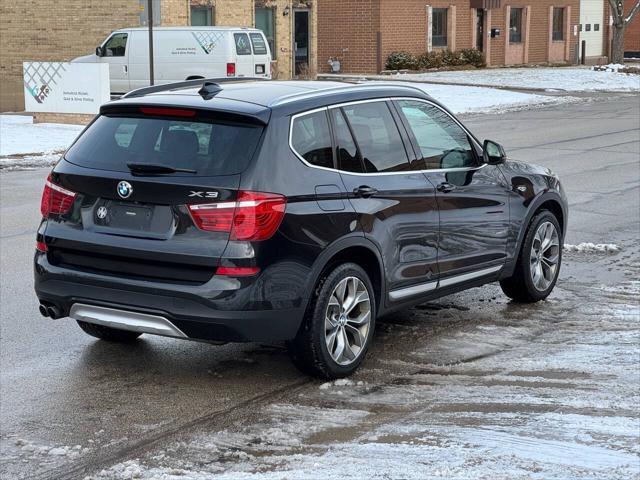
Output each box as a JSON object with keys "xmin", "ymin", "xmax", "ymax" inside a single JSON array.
[
  {"xmin": 77, "ymin": 320, "xmax": 142, "ymax": 342},
  {"xmin": 500, "ymin": 210, "xmax": 562, "ymax": 303},
  {"xmin": 287, "ymin": 263, "xmax": 376, "ymax": 379}
]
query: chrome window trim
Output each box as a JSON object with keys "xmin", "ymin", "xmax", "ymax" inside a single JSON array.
[
  {"xmin": 388, "ymin": 264, "xmax": 503, "ymax": 301},
  {"xmin": 288, "ymin": 97, "xmax": 487, "ymax": 177}
]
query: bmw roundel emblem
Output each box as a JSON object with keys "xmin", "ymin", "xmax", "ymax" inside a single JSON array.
[{"xmin": 117, "ymin": 181, "xmax": 133, "ymax": 199}]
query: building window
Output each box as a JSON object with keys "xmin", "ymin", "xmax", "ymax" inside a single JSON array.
[
  {"xmin": 594, "ymin": 24, "xmax": 600, "ymax": 31},
  {"xmin": 191, "ymin": 6, "xmax": 213, "ymax": 26},
  {"xmin": 432, "ymin": 8, "xmax": 448, "ymax": 47},
  {"xmin": 552, "ymin": 7, "xmax": 564, "ymax": 41},
  {"xmin": 510, "ymin": 8, "xmax": 523, "ymax": 44},
  {"xmin": 255, "ymin": 7, "xmax": 276, "ymax": 59},
  {"xmin": 585, "ymin": 24, "xmax": 591, "ymax": 31}
]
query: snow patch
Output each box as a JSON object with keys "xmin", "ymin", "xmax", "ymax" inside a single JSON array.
[{"xmin": 564, "ymin": 243, "xmax": 621, "ymax": 253}]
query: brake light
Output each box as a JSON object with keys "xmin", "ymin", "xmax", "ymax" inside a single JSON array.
[
  {"xmin": 40, "ymin": 174, "xmax": 76, "ymax": 217},
  {"xmin": 36, "ymin": 241, "xmax": 48, "ymax": 252},
  {"xmin": 140, "ymin": 107, "xmax": 196, "ymax": 117},
  {"xmin": 187, "ymin": 191, "xmax": 286, "ymax": 241},
  {"xmin": 227, "ymin": 62, "xmax": 236, "ymax": 77}
]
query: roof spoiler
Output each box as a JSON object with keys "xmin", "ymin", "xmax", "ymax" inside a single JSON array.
[{"xmin": 121, "ymin": 77, "xmax": 268, "ymax": 99}]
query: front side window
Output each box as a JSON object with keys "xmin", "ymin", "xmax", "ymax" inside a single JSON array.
[
  {"xmin": 291, "ymin": 111, "xmax": 334, "ymax": 169},
  {"xmin": 432, "ymin": 8, "xmax": 448, "ymax": 48},
  {"xmin": 234, "ymin": 33, "xmax": 252, "ymax": 55},
  {"xmin": 255, "ymin": 7, "xmax": 276, "ymax": 58},
  {"xmin": 103, "ymin": 33, "xmax": 128, "ymax": 57},
  {"xmin": 341, "ymin": 102, "xmax": 410, "ymax": 173},
  {"xmin": 191, "ymin": 6, "xmax": 213, "ymax": 26},
  {"xmin": 397, "ymin": 100, "xmax": 476, "ymax": 170},
  {"xmin": 553, "ymin": 7, "xmax": 564, "ymax": 41},
  {"xmin": 510, "ymin": 8, "xmax": 523, "ymax": 44}
]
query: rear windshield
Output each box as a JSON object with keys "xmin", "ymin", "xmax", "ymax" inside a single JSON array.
[
  {"xmin": 64, "ymin": 115, "xmax": 263, "ymax": 176},
  {"xmin": 250, "ymin": 33, "xmax": 268, "ymax": 55}
]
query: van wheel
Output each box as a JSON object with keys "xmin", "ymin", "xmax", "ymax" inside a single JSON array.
[
  {"xmin": 287, "ymin": 263, "xmax": 375, "ymax": 379},
  {"xmin": 500, "ymin": 210, "xmax": 562, "ymax": 303},
  {"xmin": 77, "ymin": 321, "xmax": 142, "ymax": 342}
]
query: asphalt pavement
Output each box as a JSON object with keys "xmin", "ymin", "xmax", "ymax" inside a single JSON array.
[{"xmin": 0, "ymin": 94, "xmax": 638, "ymax": 479}]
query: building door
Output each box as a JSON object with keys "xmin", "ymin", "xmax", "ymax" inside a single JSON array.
[
  {"xmin": 476, "ymin": 9, "xmax": 485, "ymax": 52},
  {"xmin": 580, "ymin": 0, "xmax": 605, "ymax": 58},
  {"xmin": 294, "ymin": 10, "xmax": 310, "ymax": 76}
]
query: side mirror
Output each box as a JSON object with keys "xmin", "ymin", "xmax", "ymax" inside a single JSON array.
[
  {"xmin": 95, "ymin": 46, "xmax": 104, "ymax": 57},
  {"xmin": 483, "ymin": 139, "xmax": 506, "ymax": 165}
]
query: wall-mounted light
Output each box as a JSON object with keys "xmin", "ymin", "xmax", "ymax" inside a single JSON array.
[{"xmin": 283, "ymin": 6, "xmax": 290, "ymax": 16}]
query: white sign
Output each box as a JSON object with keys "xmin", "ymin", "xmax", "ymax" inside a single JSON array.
[{"xmin": 23, "ymin": 62, "xmax": 110, "ymax": 114}]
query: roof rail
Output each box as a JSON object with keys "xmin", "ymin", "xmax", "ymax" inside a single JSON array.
[
  {"xmin": 268, "ymin": 81, "xmax": 429, "ymax": 107},
  {"xmin": 121, "ymin": 77, "xmax": 268, "ymax": 99}
]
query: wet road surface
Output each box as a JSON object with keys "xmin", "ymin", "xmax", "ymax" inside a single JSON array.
[{"xmin": 0, "ymin": 94, "xmax": 638, "ymax": 479}]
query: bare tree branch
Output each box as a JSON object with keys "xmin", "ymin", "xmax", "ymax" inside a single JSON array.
[
  {"xmin": 625, "ymin": 0, "xmax": 640, "ymax": 24},
  {"xmin": 607, "ymin": 0, "xmax": 623, "ymax": 24}
]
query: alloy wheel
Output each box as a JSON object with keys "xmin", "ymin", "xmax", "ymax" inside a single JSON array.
[
  {"xmin": 324, "ymin": 276, "xmax": 371, "ymax": 366},
  {"xmin": 530, "ymin": 221, "xmax": 560, "ymax": 291}
]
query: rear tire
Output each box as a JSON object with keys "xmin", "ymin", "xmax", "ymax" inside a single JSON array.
[
  {"xmin": 77, "ymin": 320, "xmax": 142, "ymax": 342},
  {"xmin": 287, "ymin": 263, "xmax": 376, "ymax": 379},
  {"xmin": 500, "ymin": 210, "xmax": 562, "ymax": 303}
]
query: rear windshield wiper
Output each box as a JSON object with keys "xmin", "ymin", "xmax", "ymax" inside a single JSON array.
[{"xmin": 127, "ymin": 163, "xmax": 197, "ymax": 174}]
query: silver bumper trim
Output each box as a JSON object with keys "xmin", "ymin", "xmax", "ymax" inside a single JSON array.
[{"xmin": 69, "ymin": 303, "xmax": 187, "ymax": 338}]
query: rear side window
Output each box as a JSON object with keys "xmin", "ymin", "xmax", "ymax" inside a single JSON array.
[
  {"xmin": 234, "ymin": 33, "xmax": 252, "ymax": 55},
  {"xmin": 250, "ymin": 33, "xmax": 268, "ymax": 55},
  {"xmin": 341, "ymin": 102, "xmax": 410, "ymax": 173},
  {"xmin": 291, "ymin": 111, "xmax": 334, "ymax": 169},
  {"xmin": 65, "ymin": 115, "xmax": 264, "ymax": 176}
]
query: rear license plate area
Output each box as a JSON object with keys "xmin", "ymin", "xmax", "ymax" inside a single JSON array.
[
  {"xmin": 95, "ymin": 202, "xmax": 153, "ymax": 231},
  {"xmin": 255, "ymin": 64, "xmax": 265, "ymax": 74}
]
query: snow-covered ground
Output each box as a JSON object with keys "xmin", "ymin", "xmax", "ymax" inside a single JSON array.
[
  {"xmin": 377, "ymin": 67, "xmax": 640, "ymax": 93},
  {"xmin": 368, "ymin": 81, "xmax": 578, "ymax": 115},
  {"xmin": 84, "ymin": 276, "xmax": 640, "ymax": 480},
  {"xmin": 0, "ymin": 115, "xmax": 84, "ymax": 171}
]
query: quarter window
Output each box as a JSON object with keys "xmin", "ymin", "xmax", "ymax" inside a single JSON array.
[
  {"xmin": 432, "ymin": 8, "xmax": 448, "ymax": 48},
  {"xmin": 397, "ymin": 100, "xmax": 476, "ymax": 170},
  {"xmin": 291, "ymin": 111, "xmax": 334, "ymax": 169},
  {"xmin": 103, "ymin": 33, "xmax": 128, "ymax": 57},
  {"xmin": 234, "ymin": 33, "xmax": 252, "ymax": 55},
  {"xmin": 341, "ymin": 102, "xmax": 410, "ymax": 173},
  {"xmin": 510, "ymin": 8, "xmax": 523, "ymax": 44}
]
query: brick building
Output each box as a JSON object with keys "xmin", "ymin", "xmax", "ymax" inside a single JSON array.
[
  {"xmin": 624, "ymin": 0, "xmax": 640, "ymax": 57},
  {"xmin": 318, "ymin": 0, "xmax": 582, "ymax": 74},
  {"xmin": 0, "ymin": 0, "xmax": 317, "ymax": 112}
]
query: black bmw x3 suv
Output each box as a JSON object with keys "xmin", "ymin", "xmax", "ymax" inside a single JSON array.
[{"xmin": 34, "ymin": 79, "xmax": 567, "ymax": 378}]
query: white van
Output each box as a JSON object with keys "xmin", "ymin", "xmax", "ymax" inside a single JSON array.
[{"xmin": 71, "ymin": 27, "xmax": 272, "ymax": 94}]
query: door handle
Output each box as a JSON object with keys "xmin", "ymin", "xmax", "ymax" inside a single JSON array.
[
  {"xmin": 353, "ymin": 186, "xmax": 378, "ymax": 198},
  {"xmin": 123, "ymin": 65, "xmax": 128, "ymax": 73},
  {"xmin": 437, "ymin": 182, "xmax": 456, "ymax": 193}
]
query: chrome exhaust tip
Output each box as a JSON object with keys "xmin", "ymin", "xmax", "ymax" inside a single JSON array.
[
  {"xmin": 47, "ymin": 305, "xmax": 62, "ymax": 319},
  {"xmin": 38, "ymin": 304, "xmax": 50, "ymax": 318}
]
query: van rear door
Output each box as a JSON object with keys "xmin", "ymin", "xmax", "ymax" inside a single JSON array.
[
  {"xmin": 233, "ymin": 32, "xmax": 254, "ymax": 77},
  {"xmin": 249, "ymin": 32, "xmax": 271, "ymax": 78}
]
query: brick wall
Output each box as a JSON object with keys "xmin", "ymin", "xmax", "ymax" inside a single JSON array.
[
  {"xmin": 317, "ymin": 0, "xmax": 581, "ymax": 74},
  {"xmin": 625, "ymin": 0, "xmax": 640, "ymax": 54},
  {"xmin": 317, "ymin": 0, "xmax": 380, "ymax": 74},
  {"xmin": 161, "ymin": 0, "xmax": 190, "ymax": 25},
  {"xmin": 0, "ymin": 1, "xmax": 140, "ymax": 112}
]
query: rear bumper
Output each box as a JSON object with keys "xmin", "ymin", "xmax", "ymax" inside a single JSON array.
[{"xmin": 34, "ymin": 252, "xmax": 305, "ymax": 343}]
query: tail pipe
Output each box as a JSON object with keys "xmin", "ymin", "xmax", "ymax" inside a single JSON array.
[{"xmin": 39, "ymin": 302, "xmax": 63, "ymax": 319}]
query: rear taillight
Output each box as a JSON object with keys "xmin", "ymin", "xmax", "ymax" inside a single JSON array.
[
  {"xmin": 188, "ymin": 191, "xmax": 286, "ymax": 241},
  {"xmin": 36, "ymin": 241, "xmax": 48, "ymax": 252},
  {"xmin": 40, "ymin": 174, "xmax": 76, "ymax": 218},
  {"xmin": 227, "ymin": 62, "xmax": 236, "ymax": 77}
]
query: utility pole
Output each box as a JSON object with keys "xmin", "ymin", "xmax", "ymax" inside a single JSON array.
[{"xmin": 148, "ymin": 0, "xmax": 155, "ymax": 85}]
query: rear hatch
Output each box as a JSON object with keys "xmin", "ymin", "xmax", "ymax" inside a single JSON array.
[{"xmin": 42, "ymin": 105, "xmax": 266, "ymax": 285}]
